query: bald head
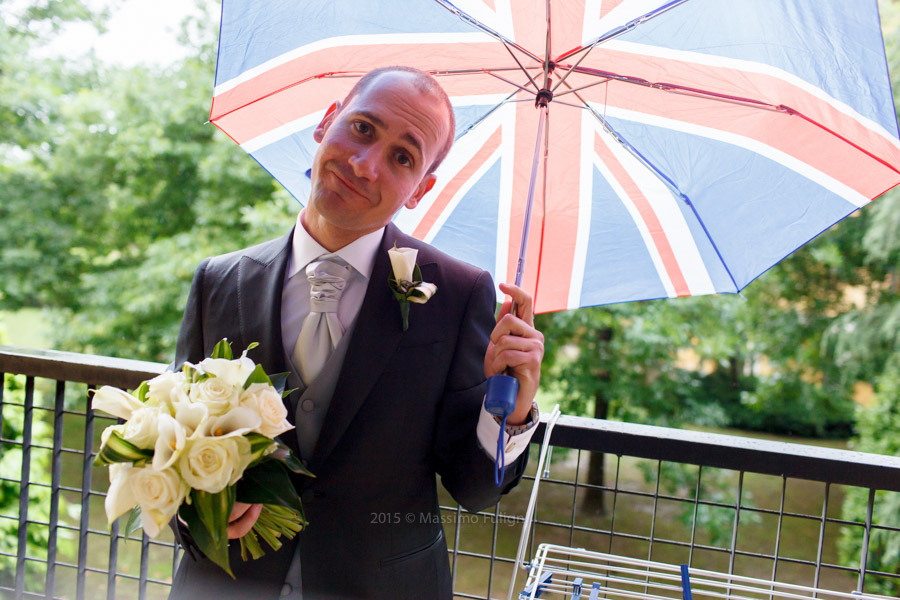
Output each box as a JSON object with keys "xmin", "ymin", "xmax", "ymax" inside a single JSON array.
[{"xmin": 343, "ymin": 67, "xmax": 455, "ymax": 173}]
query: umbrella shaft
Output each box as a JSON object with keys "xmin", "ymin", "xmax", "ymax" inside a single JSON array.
[{"xmin": 513, "ymin": 102, "xmax": 548, "ymax": 291}]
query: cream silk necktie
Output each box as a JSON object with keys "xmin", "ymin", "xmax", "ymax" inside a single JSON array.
[{"xmin": 292, "ymin": 256, "xmax": 350, "ymax": 385}]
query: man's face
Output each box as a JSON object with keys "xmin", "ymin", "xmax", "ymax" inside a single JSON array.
[{"xmin": 307, "ymin": 71, "xmax": 450, "ymax": 241}]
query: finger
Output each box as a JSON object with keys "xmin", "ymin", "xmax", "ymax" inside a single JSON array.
[
  {"xmin": 229, "ymin": 501, "xmax": 252, "ymax": 522},
  {"xmin": 498, "ymin": 283, "xmax": 534, "ymax": 326},
  {"xmin": 490, "ymin": 314, "xmax": 544, "ymax": 345},
  {"xmin": 227, "ymin": 503, "xmax": 262, "ymax": 539}
]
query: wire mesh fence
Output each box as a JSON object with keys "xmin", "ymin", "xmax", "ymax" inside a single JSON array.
[{"xmin": 2, "ymin": 346, "xmax": 899, "ymax": 600}]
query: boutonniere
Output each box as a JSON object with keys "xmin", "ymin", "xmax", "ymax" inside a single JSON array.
[{"xmin": 387, "ymin": 245, "xmax": 437, "ymax": 331}]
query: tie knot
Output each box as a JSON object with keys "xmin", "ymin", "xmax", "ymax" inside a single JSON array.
[{"xmin": 306, "ymin": 257, "xmax": 349, "ymax": 313}]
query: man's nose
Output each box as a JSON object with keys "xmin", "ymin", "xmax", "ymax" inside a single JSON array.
[{"xmin": 348, "ymin": 146, "xmax": 378, "ymax": 180}]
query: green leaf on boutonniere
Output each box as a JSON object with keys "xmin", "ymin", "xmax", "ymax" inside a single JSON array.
[
  {"xmin": 211, "ymin": 339, "xmax": 233, "ymax": 360},
  {"xmin": 181, "ymin": 486, "xmax": 236, "ymax": 577}
]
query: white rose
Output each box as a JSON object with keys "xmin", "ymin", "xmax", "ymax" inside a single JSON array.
[
  {"xmin": 197, "ymin": 356, "xmax": 256, "ymax": 388},
  {"xmin": 131, "ymin": 466, "xmax": 187, "ymax": 538},
  {"xmin": 189, "ymin": 377, "xmax": 240, "ymax": 416},
  {"xmin": 92, "ymin": 386, "xmax": 143, "ymax": 420},
  {"xmin": 146, "ymin": 371, "xmax": 189, "ymax": 408},
  {"xmin": 240, "ymin": 383, "xmax": 293, "ymax": 439},
  {"xmin": 178, "ymin": 436, "xmax": 251, "ymax": 494},
  {"xmin": 123, "ymin": 407, "xmax": 160, "ymax": 449},
  {"xmin": 388, "ymin": 247, "xmax": 418, "ymax": 283},
  {"xmin": 105, "ymin": 463, "xmax": 136, "ymax": 526}
]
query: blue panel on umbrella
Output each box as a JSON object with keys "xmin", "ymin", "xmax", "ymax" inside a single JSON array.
[
  {"xmin": 605, "ymin": 118, "xmax": 860, "ymax": 289},
  {"xmin": 217, "ymin": 0, "xmax": 472, "ymax": 84},
  {"xmin": 249, "ymin": 129, "xmax": 318, "ymax": 204},
  {"xmin": 580, "ymin": 168, "xmax": 669, "ymax": 306},
  {"xmin": 429, "ymin": 161, "xmax": 501, "ymax": 277},
  {"xmin": 617, "ymin": 0, "xmax": 896, "ymax": 133}
]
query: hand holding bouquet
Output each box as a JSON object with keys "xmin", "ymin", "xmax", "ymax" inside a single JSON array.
[{"xmin": 92, "ymin": 339, "xmax": 311, "ymax": 577}]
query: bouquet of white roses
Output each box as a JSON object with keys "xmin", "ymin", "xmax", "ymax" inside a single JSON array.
[{"xmin": 92, "ymin": 339, "xmax": 311, "ymax": 577}]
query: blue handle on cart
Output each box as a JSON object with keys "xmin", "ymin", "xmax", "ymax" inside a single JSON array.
[
  {"xmin": 485, "ymin": 374, "xmax": 518, "ymax": 486},
  {"xmin": 681, "ymin": 564, "xmax": 693, "ymax": 600}
]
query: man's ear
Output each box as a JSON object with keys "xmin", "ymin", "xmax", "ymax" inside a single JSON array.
[
  {"xmin": 313, "ymin": 102, "xmax": 341, "ymax": 142},
  {"xmin": 405, "ymin": 174, "xmax": 437, "ymax": 210}
]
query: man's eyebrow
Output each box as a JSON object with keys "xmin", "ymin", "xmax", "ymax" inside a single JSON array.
[{"xmin": 357, "ymin": 110, "xmax": 423, "ymax": 159}]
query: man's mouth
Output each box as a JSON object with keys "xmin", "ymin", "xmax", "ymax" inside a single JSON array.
[{"xmin": 331, "ymin": 169, "xmax": 370, "ymax": 202}]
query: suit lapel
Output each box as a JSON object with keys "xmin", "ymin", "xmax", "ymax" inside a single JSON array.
[
  {"xmin": 236, "ymin": 230, "xmax": 292, "ymax": 380},
  {"xmin": 310, "ymin": 225, "xmax": 413, "ymax": 471}
]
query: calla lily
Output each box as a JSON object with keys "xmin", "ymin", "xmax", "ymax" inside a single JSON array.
[
  {"xmin": 204, "ymin": 406, "xmax": 261, "ymax": 438},
  {"xmin": 92, "ymin": 386, "xmax": 143, "ymax": 420},
  {"xmin": 174, "ymin": 400, "xmax": 208, "ymax": 436},
  {"xmin": 153, "ymin": 414, "xmax": 186, "ymax": 471},
  {"xmin": 388, "ymin": 246, "xmax": 418, "ymax": 283},
  {"xmin": 198, "ymin": 356, "xmax": 256, "ymax": 388},
  {"xmin": 105, "ymin": 463, "xmax": 137, "ymax": 525}
]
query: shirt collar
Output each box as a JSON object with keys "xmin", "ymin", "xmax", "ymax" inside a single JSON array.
[{"xmin": 286, "ymin": 210, "xmax": 384, "ymax": 281}]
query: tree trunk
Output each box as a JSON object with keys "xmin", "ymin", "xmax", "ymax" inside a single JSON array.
[{"xmin": 581, "ymin": 326, "xmax": 613, "ymax": 514}]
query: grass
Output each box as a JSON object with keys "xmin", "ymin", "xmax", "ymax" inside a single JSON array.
[{"xmin": 442, "ymin": 438, "xmax": 863, "ymax": 600}]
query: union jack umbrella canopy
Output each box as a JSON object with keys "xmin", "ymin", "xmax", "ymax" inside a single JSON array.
[{"xmin": 210, "ymin": 0, "xmax": 900, "ymax": 314}]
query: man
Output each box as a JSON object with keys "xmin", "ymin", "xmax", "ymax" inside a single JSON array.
[{"xmin": 169, "ymin": 66, "xmax": 544, "ymax": 599}]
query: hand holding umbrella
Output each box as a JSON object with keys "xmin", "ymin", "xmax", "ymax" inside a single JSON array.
[{"xmin": 483, "ymin": 282, "xmax": 544, "ymax": 484}]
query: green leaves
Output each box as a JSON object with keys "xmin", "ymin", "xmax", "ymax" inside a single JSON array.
[
  {"xmin": 211, "ymin": 338, "xmax": 233, "ymax": 360},
  {"xmin": 179, "ymin": 487, "xmax": 236, "ymax": 578},
  {"xmin": 93, "ymin": 429, "xmax": 153, "ymax": 467},
  {"xmin": 236, "ymin": 460, "xmax": 303, "ymax": 515}
]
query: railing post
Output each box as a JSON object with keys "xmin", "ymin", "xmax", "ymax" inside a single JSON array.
[
  {"xmin": 14, "ymin": 376, "xmax": 35, "ymax": 600},
  {"xmin": 857, "ymin": 487, "xmax": 875, "ymax": 593},
  {"xmin": 813, "ymin": 482, "xmax": 831, "ymax": 595},
  {"xmin": 76, "ymin": 386, "xmax": 96, "ymax": 600},
  {"xmin": 45, "ymin": 380, "xmax": 65, "ymax": 600}
]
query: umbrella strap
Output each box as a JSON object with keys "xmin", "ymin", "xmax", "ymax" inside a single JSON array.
[{"xmin": 494, "ymin": 415, "xmax": 508, "ymax": 486}]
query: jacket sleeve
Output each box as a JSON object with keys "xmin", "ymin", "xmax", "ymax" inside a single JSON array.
[
  {"xmin": 173, "ymin": 258, "xmax": 211, "ymax": 370},
  {"xmin": 433, "ymin": 270, "xmax": 529, "ymax": 513}
]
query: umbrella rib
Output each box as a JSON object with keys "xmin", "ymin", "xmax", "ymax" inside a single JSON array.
[
  {"xmin": 431, "ymin": 0, "xmax": 543, "ymax": 64},
  {"xmin": 565, "ymin": 81, "xmax": 743, "ymax": 294},
  {"xmin": 501, "ymin": 41, "xmax": 542, "ymax": 92},
  {"xmin": 484, "ymin": 70, "xmax": 538, "ymax": 96},
  {"xmin": 556, "ymin": 0, "xmax": 691, "ymax": 64},
  {"xmin": 455, "ymin": 90, "xmax": 519, "ymax": 141},
  {"xmin": 551, "ymin": 0, "xmax": 691, "ymax": 94}
]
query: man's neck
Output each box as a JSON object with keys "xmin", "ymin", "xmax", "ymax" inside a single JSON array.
[{"xmin": 300, "ymin": 208, "xmax": 375, "ymax": 252}]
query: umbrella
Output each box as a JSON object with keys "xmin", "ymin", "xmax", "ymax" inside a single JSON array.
[{"xmin": 210, "ymin": 0, "xmax": 900, "ymax": 314}]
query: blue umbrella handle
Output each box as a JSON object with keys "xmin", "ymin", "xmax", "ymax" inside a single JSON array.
[{"xmin": 485, "ymin": 373, "xmax": 518, "ymax": 486}]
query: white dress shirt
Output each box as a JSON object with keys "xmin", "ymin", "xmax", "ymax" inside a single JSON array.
[{"xmin": 280, "ymin": 211, "xmax": 536, "ymax": 465}]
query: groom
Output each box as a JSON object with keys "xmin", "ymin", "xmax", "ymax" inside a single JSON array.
[{"xmin": 169, "ymin": 66, "xmax": 544, "ymax": 599}]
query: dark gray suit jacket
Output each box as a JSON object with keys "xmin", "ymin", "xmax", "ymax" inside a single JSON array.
[{"xmin": 168, "ymin": 223, "xmax": 527, "ymax": 599}]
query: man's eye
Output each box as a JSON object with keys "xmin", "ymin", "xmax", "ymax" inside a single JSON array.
[
  {"xmin": 396, "ymin": 153, "xmax": 412, "ymax": 167},
  {"xmin": 354, "ymin": 121, "xmax": 372, "ymax": 135}
]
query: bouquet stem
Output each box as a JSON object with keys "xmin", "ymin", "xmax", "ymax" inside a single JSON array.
[{"xmin": 239, "ymin": 504, "xmax": 306, "ymax": 561}]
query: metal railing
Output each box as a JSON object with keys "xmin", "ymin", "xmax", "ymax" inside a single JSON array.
[{"xmin": 1, "ymin": 345, "xmax": 899, "ymax": 600}]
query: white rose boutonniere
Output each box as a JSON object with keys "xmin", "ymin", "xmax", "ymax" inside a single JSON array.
[{"xmin": 388, "ymin": 245, "xmax": 437, "ymax": 331}]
